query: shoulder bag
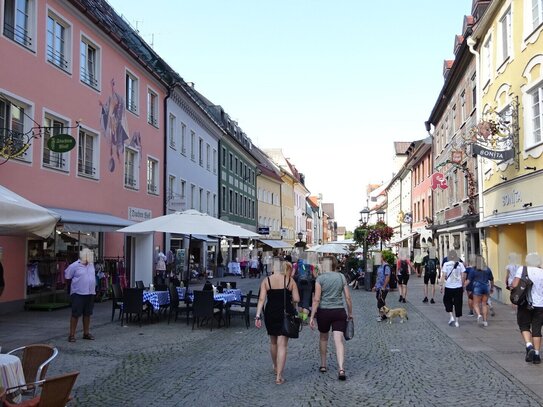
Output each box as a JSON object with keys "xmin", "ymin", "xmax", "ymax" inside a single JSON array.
[
  {"xmin": 510, "ymin": 266, "xmax": 533, "ymax": 309},
  {"xmin": 281, "ymin": 276, "xmax": 302, "ymax": 338},
  {"xmin": 344, "ymin": 317, "xmax": 354, "ymax": 340}
]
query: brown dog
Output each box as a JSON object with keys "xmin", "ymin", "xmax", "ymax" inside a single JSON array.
[{"xmin": 380, "ymin": 306, "xmax": 408, "ymax": 324}]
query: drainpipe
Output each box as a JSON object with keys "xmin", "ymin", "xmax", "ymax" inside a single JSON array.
[{"xmin": 467, "ymin": 36, "xmax": 486, "ymax": 254}]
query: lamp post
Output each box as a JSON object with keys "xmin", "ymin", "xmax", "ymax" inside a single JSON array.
[
  {"xmin": 376, "ymin": 209, "xmax": 385, "ymax": 250},
  {"xmin": 359, "ymin": 207, "xmax": 370, "ymax": 290},
  {"xmin": 297, "ymin": 232, "xmax": 303, "ymax": 242}
]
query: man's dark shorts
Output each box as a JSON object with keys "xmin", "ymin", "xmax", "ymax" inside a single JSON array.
[
  {"xmin": 397, "ymin": 273, "xmax": 410, "ymax": 285},
  {"xmin": 517, "ymin": 306, "xmax": 543, "ymax": 337},
  {"xmin": 71, "ymin": 294, "xmax": 95, "ymax": 317},
  {"xmin": 424, "ymin": 272, "xmax": 437, "ymax": 285}
]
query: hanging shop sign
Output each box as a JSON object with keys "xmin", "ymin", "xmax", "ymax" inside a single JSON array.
[
  {"xmin": 431, "ymin": 172, "xmax": 448, "ymax": 190},
  {"xmin": 451, "ymin": 150, "xmax": 463, "ymax": 164},
  {"xmin": 47, "ymin": 134, "xmax": 76, "ymax": 153},
  {"xmin": 258, "ymin": 226, "xmax": 270, "ymax": 235},
  {"xmin": 472, "ymin": 144, "xmax": 514, "ymax": 161}
]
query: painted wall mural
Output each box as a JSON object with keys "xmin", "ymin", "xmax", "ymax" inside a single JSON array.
[{"xmin": 99, "ymin": 79, "xmax": 141, "ymax": 172}]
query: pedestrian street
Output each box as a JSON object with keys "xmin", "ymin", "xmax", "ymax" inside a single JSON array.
[{"xmin": 1, "ymin": 275, "xmax": 542, "ymax": 406}]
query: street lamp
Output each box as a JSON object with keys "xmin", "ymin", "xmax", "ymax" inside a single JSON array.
[
  {"xmin": 359, "ymin": 207, "xmax": 371, "ymax": 290},
  {"xmin": 376, "ymin": 209, "xmax": 385, "ymax": 222},
  {"xmin": 297, "ymin": 232, "xmax": 303, "ymax": 242},
  {"xmin": 359, "ymin": 207, "xmax": 370, "ymax": 225}
]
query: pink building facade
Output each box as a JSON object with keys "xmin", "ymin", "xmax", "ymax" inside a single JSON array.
[{"xmin": 0, "ymin": 0, "xmax": 167, "ymax": 312}]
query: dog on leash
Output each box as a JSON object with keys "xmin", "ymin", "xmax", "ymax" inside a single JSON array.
[{"xmin": 380, "ymin": 306, "xmax": 408, "ymax": 324}]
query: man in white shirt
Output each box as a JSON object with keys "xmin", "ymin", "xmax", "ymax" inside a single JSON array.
[
  {"xmin": 513, "ymin": 253, "xmax": 543, "ymax": 365},
  {"xmin": 439, "ymin": 250, "xmax": 466, "ymax": 327}
]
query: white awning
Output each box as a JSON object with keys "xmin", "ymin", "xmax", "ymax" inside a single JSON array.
[
  {"xmin": 47, "ymin": 207, "xmax": 134, "ymax": 232},
  {"xmin": 192, "ymin": 234, "xmax": 219, "ymax": 242},
  {"xmin": 258, "ymin": 239, "xmax": 293, "ymax": 249},
  {"xmin": 476, "ymin": 207, "xmax": 543, "ymax": 228}
]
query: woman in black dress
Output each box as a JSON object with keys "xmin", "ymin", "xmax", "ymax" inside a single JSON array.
[{"xmin": 255, "ymin": 259, "xmax": 300, "ymax": 384}]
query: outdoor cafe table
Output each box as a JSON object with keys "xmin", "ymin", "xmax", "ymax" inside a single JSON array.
[
  {"xmin": 0, "ymin": 353, "xmax": 26, "ymax": 402},
  {"xmin": 178, "ymin": 290, "xmax": 237, "ymax": 304},
  {"xmin": 142, "ymin": 290, "xmax": 169, "ymax": 311}
]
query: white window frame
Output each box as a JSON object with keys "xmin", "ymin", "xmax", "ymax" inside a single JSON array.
[
  {"xmin": 80, "ymin": 34, "xmax": 100, "ymax": 89},
  {"xmin": 213, "ymin": 149, "xmax": 217, "ymax": 174},
  {"xmin": 213, "ymin": 193, "xmax": 217, "ymax": 217},
  {"xmin": 190, "ymin": 184, "xmax": 196, "ymax": 209},
  {"xmin": 42, "ymin": 113, "xmax": 69, "ymax": 171},
  {"xmin": 146, "ymin": 157, "xmax": 159, "ymax": 195},
  {"xmin": 206, "ymin": 143, "xmax": 210, "ymax": 170},
  {"xmin": 190, "ymin": 131, "xmax": 195, "ymax": 161},
  {"xmin": 482, "ymin": 34, "xmax": 493, "ymax": 87},
  {"xmin": 168, "ymin": 175, "xmax": 175, "ymax": 201},
  {"xmin": 125, "ymin": 70, "xmax": 139, "ymax": 114},
  {"xmin": 168, "ymin": 114, "xmax": 176, "ymax": 149},
  {"xmin": 46, "ymin": 9, "xmax": 71, "ymax": 72},
  {"xmin": 498, "ymin": 7, "xmax": 512, "ymax": 67},
  {"xmin": 124, "ymin": 146, "xmax": 139, "ymax": 189},
  {"xmin": 0, "ymin": 93, "xmax": 32, "ymax": 163},
  {"xmin": 180, "ymin": 179, "xmax": 186, "ymax": 201},
  {"xmin": 78, "ymin": 127, "xmax": 99, "ymax": 179},
  {"xmin": 180, "ymin": 122, "xmax": 186, "ymax": 155},
  {"xmin": 147, "ymin": 88, "xmax": 158, "ymax": 127},
  {"xmin": 199, "ymin": 187, "xmax": 204, "ymax": 212},
  {"xmin": 3, "ymin": 0, "xmax": 36, "ymax": 50},
  {"xmin": 198, "ymin": 137, "xmax": 204, "ymax": 167},
  {"xmin": 460, "ymin": 91, "xmax": 466, "ymax": 123}
]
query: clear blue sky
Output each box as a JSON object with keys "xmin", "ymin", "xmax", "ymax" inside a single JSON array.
[{"xmin": 108, "ymin": 0, "xmax": 473, "ymax": 230}]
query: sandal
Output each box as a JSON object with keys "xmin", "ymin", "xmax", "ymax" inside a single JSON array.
[
  {"xmin": 68, "ymin": 335, "xmax": 76, "ymax": 343},
  {"xmin": 319, "ymin": 366, "xmax": 327, "ymax": 373},
  {"xmin": 338, "ymin": 370, "xmax": 346, "ymax": 381},
  {"xmin": 82, "ymin": 333, "xmax": 95, "ymax": 340},
  {"xmin": 275, "ymin": 377, "xmax": 285, "ymax": 385}
]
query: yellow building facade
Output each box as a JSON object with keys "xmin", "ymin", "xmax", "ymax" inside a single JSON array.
[{"xmin": 471, "ymin": 0, "xmax": 543, "ymax": 300}]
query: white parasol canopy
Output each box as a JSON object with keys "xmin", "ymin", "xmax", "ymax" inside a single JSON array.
[
  {"xmin": 117, "ymin": 209, "xmax": 260, "ymax": 238},
  {"xmin": 0, "ymin": 184, "xmax": 60, "ymax": 238},
  {"xmin": 307, "ymin": 243, "xmax": 350, "ymax": 254}
]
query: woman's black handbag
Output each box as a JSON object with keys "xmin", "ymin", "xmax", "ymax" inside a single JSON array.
[
  {"xmin": 344, "ymin": 317, "xmax": 354, "ymax": 341},
  {"xmin": 280, "ymin": 276, "xmax": 302, "ymax": 338}
]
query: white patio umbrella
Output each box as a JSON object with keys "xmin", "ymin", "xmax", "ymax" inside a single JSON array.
[
  {"xmin": 310, "ymin": 243, "xmax": 350, "ymax": 255},
  {"xmin": 117, "ymin": 209, "xmax": 260, "ymax": 238},
  {"xmin": 0, "ymin": 184, "xmax": 60, "ymax": 238}
]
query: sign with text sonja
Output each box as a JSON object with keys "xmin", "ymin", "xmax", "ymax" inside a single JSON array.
[{"xmin": 128, "ymin": 207, "xmax": 152, "ymax": 222}]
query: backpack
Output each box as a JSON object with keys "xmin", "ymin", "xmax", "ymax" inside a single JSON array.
[
  {"xmin": 510, "ymin": 266, "xmax": 533, "ymax": 308},
  {"xmin": 400, "ymin": 260, "xmax": 409, "ymax": 275},
  {"xmin": 426, "ymin": 258, "xmax": 437, "ymax": 274},
  {"xmin": 298, "ymin": 263, "xmax": 310, "ymax": 284}
]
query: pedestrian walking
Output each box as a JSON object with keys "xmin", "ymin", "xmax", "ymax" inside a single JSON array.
[
  {"xmin": 375, "ymin": 253, "xmax": 392, "ymax": 322},
  {"xmin": 309, "ymin": 255, "xmax": 353, "ymax": 381},
  {"xmin": 65, "ymin": 248, "xmax": 96, "ymax": 342},
  {"xmin": 464, "ymin": 255, "xmax": 494, "ymax": 327},
  {"xmin": 293, "ymin": 258, "xmax": 315, "ymax": 323},
  {"xmin": 513, "ymin": 253, "xmax": 543, "ymax": 364},
  {"xmin": 440, "ymin": 250, "xmax": 465, "ymax": 327},
  {"xmin": 255, "ymin": 259, "xmax": 300, "ymax": 384},
  {"xmin": 506, "ymin": 252, "xmax": 520, "ymax": 312},
  {"xmin": 396, "ymin": 248, "xmax": 413, "ymax": 303},
  {"xmin": 422, "ymin": 248, "xmax": 440, "ymax": 304},
  {"xmin": 463, "ymin": 254, "xmax": 476, "ymax": 317}
]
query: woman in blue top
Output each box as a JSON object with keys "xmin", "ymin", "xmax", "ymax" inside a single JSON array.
[
  {"xmin": 309, "ymin": 256, "xmax": 353, "ymax": 381},
  {"xmin": 464, "ymin": 255, "xmax": 494, "ymax": 327}
]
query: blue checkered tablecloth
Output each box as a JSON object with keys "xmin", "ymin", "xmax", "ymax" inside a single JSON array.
[
  {"xmin": 176, "ymin": 287, "xmax": 187, "ymax": 300},
  {"xmin": 222, "ymin": 289, "xmax": 242, "ymax": 302},
  {"xmin": 183, "ymin": 292, "xmax": 237, "ymax": 304},
  {"xmin": 143, "ymin": 290, "xmax": 170, "ymax": 311}
]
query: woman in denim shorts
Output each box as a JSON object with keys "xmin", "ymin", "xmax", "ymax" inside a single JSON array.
[{"xmin": 464, "ymin": 255, "xmax": 494, "ymax": 327}]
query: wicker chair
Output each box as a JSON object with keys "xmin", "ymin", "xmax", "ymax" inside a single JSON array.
[
  {"xmin": 227, "ymin": 290, "xmax": 252, "ymax": 328},
  {"xmin": 3, "ymin": 371, "xmax": 79, "ymax": 407},
  {"xmin": 111, "ymin": 283, "xmax": 124, "ymax": 322},
  {"xmin": 7, "ymin": 344, "xmax": 58, "ymax": 396}
]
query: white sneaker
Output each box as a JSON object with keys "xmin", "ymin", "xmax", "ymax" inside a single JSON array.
[
  {"xmin": 448, "ymin": 316, "xmax": 455, "ymax": 326},
  {"xmin": 455, "ymin": 321, "xmax": 459, "ymax": 327},
  {"xmin": 483, "ymin": 321, "xmax": 488, "ymax": 327},
  {"xmin": 477, "ymin": 315, "xmax": 482, "ymax": 324}
]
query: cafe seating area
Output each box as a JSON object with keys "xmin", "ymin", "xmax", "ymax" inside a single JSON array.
[
  {"xmin": 112, "ymin": 278, "xmax": 255, "ymax": 331},
  {"xmin": 0, "ymin": 343, "xmax": 78, "ymax": 406}
]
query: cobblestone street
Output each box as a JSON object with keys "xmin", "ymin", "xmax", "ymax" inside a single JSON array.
[{"xmin": 2, "ymin": 276, "xmax": 543, "ymax": 406}]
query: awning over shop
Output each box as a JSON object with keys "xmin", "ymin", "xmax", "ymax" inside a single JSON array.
[
  {"xmin": 476, "ymin": 207, "xmax": 543, "ymax": 228},
  {"xmin": 192, "ymin": 234, "xmax": 219, "ymax": 242},
  {"xmin": 389, "ymin": 232, "xmax": 417, "ymax": 245},
  {"xmin": 47, "ymin": 207, "xmax": 134, "ymax": 232},
  {"xmin": 258, "ymin": 239, "xmax": 293, "ymax": 249}
]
